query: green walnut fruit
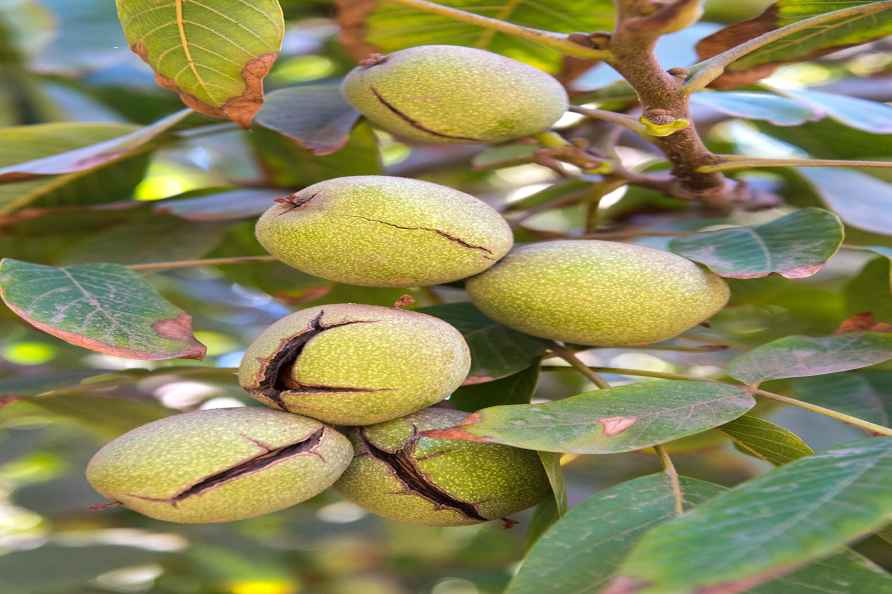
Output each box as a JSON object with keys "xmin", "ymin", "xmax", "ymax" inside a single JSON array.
[
  {"xmin": 342, "ymin": 45, "xmax": 569, "ymax": 144},
  {"xmin": 86, "ymin": 408, "xmax": 353, "ymax": 524},
  {"xmin": 256, "ymin": 175, "xmax": 513, "ymax": 287},
  {"xmin": 335, "ymin": 407, "xmax": 550, "ymax": 526},
  {"xmin": 238, "ymin": 304, "xmax": 471, "ymax": 426},
  {"xmin": 466, "ymin": 240, "xmax": 730, "ymax": 346}
]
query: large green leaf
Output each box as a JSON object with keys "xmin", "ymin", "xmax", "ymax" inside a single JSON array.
[
  {"xmin": 781, "ymin": 89, "xmax": 892, "ymax": 134},
  {"xmin": 798, "ymin": 168, "xmax": 892, "ymax": 236},
  {"xmin": 695, "ymin": 1, "xmax": 892, "ymax": 88},
  {"xmin": 511, "ymin": 473, "xmax": 892, "ymax": 594},
  {"xmin": 0, "ymin": 122, "xmax": 148, "ymax": 214},
  {"xmin": 429, "ymin": 380, "xmax": 755, "ymax": 454},
  {"xmin": 719, "ymin": 414, "xmax": 814, "ymax": 466},
  {"xmin": 13, "ymin": 391, "xmax": 171, "ymax": 437},
  {"xmin": 0, "ymin": 109, "xmax": 190, "ymax": 180},
  {"xmin": 602, "ymin": 437, "xmax": 892, "ymax": 594},
  {"xmin": 115, "ymin": 0, "xmax": 284, "ymax": 126},
  {"xmin": 60, "ymin": 214, "xmax": 227, "ymax": 265},
  {"xmin": 254, "ymin": 83, "xmax": 362, "ymax": 155},
  {"xmin": 336, "ymin": 0, "xmax": 614, "ymax": 73},
  {"xmin": 0, "ymin": 259, "xmax": 206, "ymax": 360},
  {"xmin": 691, "ymin": 92, "xmax": 821, "ymax": 127},
  {"xmin": 669, "ymin": 208, "xmax": 843, "ymax": 280},
  {"xmin": 419, "ymin": 302, "xmax": 548, "ymax": 384},
  {"xmin": 508, "ymin": 475, "xmax": 722, "ymax": 594},
  {"xmin": 728, "ymin": 332, "xmax": 892, "ymax": 385}
]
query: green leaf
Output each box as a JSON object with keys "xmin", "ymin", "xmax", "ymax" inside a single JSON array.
[
  {"xmin": 695, "ymin": 1, "xmax": 892, "ymax": 88},
  {"xmin": 0, "ymin": 109, "xmax": 190, "ymax": 180},
  {"xmin": 524, "ymin": 498, "xmax": 561, "ymax": 552},
  {"xmin": 449, "ymin": 364, "xmax": 540, "ymax": 412},
  {"xmin": 512, "ymin": 473, "xmax": 892, "ymax": 594},
  {"xmin": 0, "ymin": 259, "xmax": 206, "ymax": 360},
  {"xmin": 670, "ymin": 208, "xmax": 843, "ymax": 280},
  {"xmin": 845, "ymin": 251, "xmax": 892, "ymax": 323},
  {"xmin": 781, "ymin": 88, "xmax": 892, "ymax": 134},
  {"xmin": 157, "ymin": 187, "xmax": 281, "ymax": 221},
  {"xmin": 434, "ymin": 380, "xmax": 755, "ymax": 454},
  {"xmin": 508, "ymin": 475, "xmax": 723, "ymax": 594},
  {"xmin": 792, "ymin": 372, "xmax": 891, "ymax": 427},
  {"xmin": 60, "ymin": 214, "xmax": 227, "ymax": 265},
  {"xmin": 728, "ymin": 332, "xmax": 892, "ymax": 385},
  {"xmin": 798, "ymin": 168, "xmax": 892, "ymax": 236},
  {"xmin": 254, "ymin": 83, "xmax": 362, "ymax": 155},
  {"xmin": 720, "ymin": 414, "xmax": 814, "ymax": 465},
  {"xmin": 250, "ymin": 121, "xmax": 382, "ymax": 188},
  {"xmin": 603, "ymin": 437, "xmax": 892, "ymax": 594},
  {"xmin": 115, "ymin": 0, "xmax": 284, "ymax": 126},
  {"xmin": 337, "ymin": 0, "xmax": 614, "ymax": 73},
  {"xmin": 538, "ymin": 451, "xmax": 567, "ymax": 517},
  {"xmin": 691, "ymin": 91, "xmax": 822, "ymax": 127},
  {"xmin": 17, "ymin": 391, "xmax": 171, "ymax": 437},
  {"xmin": 419, "ymin": 302, "xmax": 548, "ymax": 383},
  {"xmin": 0, "ymin": 122, "xmax": 149, "ymax": 214}
]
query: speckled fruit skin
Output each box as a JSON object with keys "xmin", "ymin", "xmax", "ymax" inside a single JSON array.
[
  {"xmin": 341, "ymin": 45, "xmax": 568, "ymax": 144},
  {"xmin": 85, "ymin": 408, "xmax": 353, "ymax": 524},
  {"xmin": 466, "ymin": 240, "xmax": 730, "ymax": 346},
  {"xmin": 335, "ymin": 407, "xmax": 550, "ymax": 526},
  {"xmin": 238, "ymin": 304, "xmax": 471, "ymax": 426},
  {"xmin": 255, "ymin": 176, "xmax": 513, "ymax": 288}
]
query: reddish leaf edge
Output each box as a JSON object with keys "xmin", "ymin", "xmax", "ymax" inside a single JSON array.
[{"xmin": 0, "ymin": 287, "xmax": 206, "ymax": 361}]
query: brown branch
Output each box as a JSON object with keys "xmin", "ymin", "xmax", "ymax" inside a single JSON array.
[{"xmin": 602, "ymin": 2, "xmax": 760, "ymax": 210}]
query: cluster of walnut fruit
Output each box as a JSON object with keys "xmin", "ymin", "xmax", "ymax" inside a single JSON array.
[{"xmin": 86, "ymin": 45, "xmax": 729, "ymax": 526}]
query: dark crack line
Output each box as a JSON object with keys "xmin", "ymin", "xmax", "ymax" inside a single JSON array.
[
  {"xmin": 370, "ymin": 86, "xmax": 483, "ymax": 143},
  {"xmin": 275, "ymin": 191, "xmax": 319, "ymax": 214},
  {"xmin": 256, "ymin": 310, "xmax": 380, "ymax": 409},
  {"xmin": 359, "ymin": 428, "xmax": 487, "ymax": 521},
  {"xmin": 128, "ymin": 427, "xmax": 326, "ymax": 506},
  {"xmin": 347, "ymin": 215, "xmax": 496, "ymax": 259}
]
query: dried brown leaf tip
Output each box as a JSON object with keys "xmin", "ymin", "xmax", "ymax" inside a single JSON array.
[
  {"xmin": 133, "ymin": 43, "xmax": 276, "ymax": 128},
  {"xmin": 393, "ymin": 294, "xmax": 416, "ymax": 309},
  {"xmin": 835, "ymin": 312, "xmax": 892, "ymax": 335}
]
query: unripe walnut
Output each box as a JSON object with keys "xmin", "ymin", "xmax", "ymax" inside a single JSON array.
[
  {"xmin": 466, "ymin": 240, "xmax": 730, "ymax": 346},
  {"xmin": 342, "ymin": 45, "xmax": 569, "ymax": 144},
  {"xmin": 335, "ymin": 407, "xmax": 550, "ymax": 526},
  {"xmin": 256, "ymin": 176, "xmax": 513, "ymax": 288},
  {"xmin": 86, "ymin": 408, "xmax": 353, "ymax": 524},
  {"xmin": 238, "ymin": 304, "xmax": 471, "ymax": 426}
]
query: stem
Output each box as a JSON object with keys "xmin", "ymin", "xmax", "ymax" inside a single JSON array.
[
  {"xmin": 548, "ymin": 344, "xmax": 611, "ymax": 389},
  {"xmin": 569, "ymin": 106, "xmax": 647, "ymax": 134},
  {"xmin": 542, "ymin": 364, "xmax": 892, "ymax": 437},
  {"xmin": 384, "ymin": 0, "xmax": 610, "ymax": 61},
  {"xmin": 128, "ymin": 255, "xmax": 277, "ymax": 271},
  {"xmin": 699, "ymin": 156, "xmax": 892, "ymax": 173},
  {"xmin": 685, "ymin": 1, "xmax": 892, "ymax": 93},
  {"xmin": 655, "ymin": 444, "xmax": 684, "ymax": 515},
  {"xmin": 605, "ymin": 12, "xmax": 734, "ymax": 208},
  {"xmin": 754, "ymin": 389, "xmax": 892, "ymax": 437}
]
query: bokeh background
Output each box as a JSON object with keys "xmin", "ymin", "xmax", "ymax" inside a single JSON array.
[{"xmin": 2, "ymin": 0, "xmax": 892, "ymax": 593}]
